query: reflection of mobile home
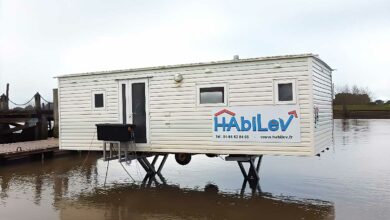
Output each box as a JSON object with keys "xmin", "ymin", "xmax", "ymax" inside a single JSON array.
[{"xmin": 57, "ymin": 54, "xmax": 333, "ymax": 157}]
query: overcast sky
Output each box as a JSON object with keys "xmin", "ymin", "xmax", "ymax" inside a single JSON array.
[{"xmin": 0, "ymin": 0, "xmax": 389, "ymax": 102}]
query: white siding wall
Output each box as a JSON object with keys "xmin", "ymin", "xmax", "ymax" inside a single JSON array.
[
  {"xmin": 311, "ymin": 58, "xmax": 333, "ymax": 154},
  {"xmin": 59, "ymin": 57, "xmax": 314, "ymax": 156}
]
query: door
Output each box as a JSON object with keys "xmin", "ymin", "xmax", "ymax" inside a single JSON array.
[{"xmin": 119, "ymin": 79, "xmax": 149, "ymax": 144}]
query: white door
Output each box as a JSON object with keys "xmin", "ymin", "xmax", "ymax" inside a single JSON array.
[{"xmin": 118, "ymin": 79, "xmax": 149, "ymax": 144}]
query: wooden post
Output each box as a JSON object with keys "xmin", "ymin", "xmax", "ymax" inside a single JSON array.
[
  {"xmin": 34, "ymin": 93, "xmax": 44, "ymax": 139},
  {"xmin": 5, "ymin": 83, "xmax": 9, "ymax": 110},
  {"xmin": 34, "ymin": 93, "xmax": 41, "ymax": 111},
  {"xmin": 0, "ymin": 95, "xmax": 12, "ymax": 143},
  {"xmin": 53, "ymin": 89, "xmax": 59, "ymax": 138},
  {"xmin": 0, "ymin": 84, "xmax": 11, "ymax": 142},
  {"xmin": 40, "ymin": 115, "xmax": 48, "ymax": 139},
  {"xmin": 0, "ymin": 94, "xmax": 7, "ymax": 111},
  {"xmin": 6, "ymin": 83, "xmax": 9, "ymax": 98}
]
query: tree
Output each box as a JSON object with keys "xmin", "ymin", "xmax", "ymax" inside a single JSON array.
[
  {"xmin": 333, "ymin": 84, "xmax": 372, "ymax": 105},
  {"xmin": 375, "ymin": 100, "xmax": 384, "ymax": 105},
  {"xmin": 351, "ymin": 85, "xmax": 359, "ymax": 95}
]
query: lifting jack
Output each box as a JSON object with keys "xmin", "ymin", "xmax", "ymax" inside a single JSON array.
[{"xmin": 225, "ymin": 155, "xmax": 263, "ymax": 194}]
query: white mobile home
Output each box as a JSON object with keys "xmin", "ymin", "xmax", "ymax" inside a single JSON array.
[{"xmin": 57, "ymin": 54, "xmax": 333, "ymax": 157}]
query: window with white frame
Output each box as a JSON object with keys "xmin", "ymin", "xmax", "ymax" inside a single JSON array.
[
  {"xmin": 92, "ymin": 90, "xmax": 106, "ymax": 109},
  {"xmin": 274, "ymin": 79, "xmax": 296, "ymax": 104},
  {"xmin": 197, "ymin": 84, "xmax": 227, "ymax": 106}
]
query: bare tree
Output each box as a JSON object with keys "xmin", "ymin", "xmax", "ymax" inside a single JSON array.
[
  {"xmin": 351, "ymin": 85, "xmax": 359, "ymax": 95},
  {"xmin": 334, "ymin": 84, "xmax": 372, "ymax": 105},
  {"xmin": 336, "ymin": 85, "xmax": 350, "ymax": 94}
]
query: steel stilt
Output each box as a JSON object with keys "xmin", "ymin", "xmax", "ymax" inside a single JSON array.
[{"xmin": 226, "ymin": 155, "xmax": 263, "ymax": 194}]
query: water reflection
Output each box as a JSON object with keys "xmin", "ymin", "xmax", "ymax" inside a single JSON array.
[
  {"xmin": 0, "ymin": 152, "xmax": 334, "ymax": 220},
  {"xmin": 0, "ymin": 154, "xmax": 98, "ymax": 204},
  {"xmin": 60, "ymin": 183, "xmax": 334, "ymax": 220},
  {"xmin": 1, "ymin": 119, "xmax": 390, "ymax": 220}
]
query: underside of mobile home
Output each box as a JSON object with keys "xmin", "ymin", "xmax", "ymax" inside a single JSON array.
[{"xmin": 57, "ymin": 54, "xmax": 333, "ymax": 157}]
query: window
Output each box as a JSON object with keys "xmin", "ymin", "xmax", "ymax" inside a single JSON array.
[
  {"xmin": 92, "ymin": 90, "xmax": 105, "ymax": 109},
  {"xmin": 197, "ymin": 84, "xmax": 227, "ymax": 106},
  {"xmin": 274, "ymin": 79, "xmax": 296, "ymax": 104},
  {"xmin": 95, "ymin": 94, "xmax": 104, "ymax": 107},
  {"xmin": 278, "ymin": 83, "xmax": 293, "ymax": 101},
  {"xmin": 200, "ymin": 87, "xmax": 224, "ymax": 104}
]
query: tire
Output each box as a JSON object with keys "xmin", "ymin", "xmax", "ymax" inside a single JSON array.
[{"xmin": 175, "ymin": 153, "xmax": 192, "ymax": 165}]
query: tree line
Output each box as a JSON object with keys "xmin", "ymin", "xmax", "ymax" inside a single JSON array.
[{"xmin": 333, "ymin": 85, "xmax": 389, "ymax": 105}]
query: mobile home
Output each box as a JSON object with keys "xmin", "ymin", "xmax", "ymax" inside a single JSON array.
[{"xmin": 57, "ymin": 54, "xmax": 333, "ymax": 160}]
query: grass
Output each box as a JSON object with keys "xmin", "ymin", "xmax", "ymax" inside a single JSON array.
[{"xmin": 333, "ymin": 104, "xmax": 390, "ymax": 111}]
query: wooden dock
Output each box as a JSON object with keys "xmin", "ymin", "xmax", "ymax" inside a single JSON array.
[
  {"xmin": 0, "ymin": 138, "xmax": 60, "ymax": 162},
  {"xmin": 0, "ymin": 86, "xmax": 58, "ymax": 143}
]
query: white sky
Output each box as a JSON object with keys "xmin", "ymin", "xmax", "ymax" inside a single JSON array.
[{"xmin": 0, "ymin": 0, "xmax": 389, "ymax": 102}]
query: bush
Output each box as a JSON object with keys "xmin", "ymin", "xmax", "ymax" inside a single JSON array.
[{"xmin": 334, "ymin": 93, "xmax": 371, "ymax": 105}]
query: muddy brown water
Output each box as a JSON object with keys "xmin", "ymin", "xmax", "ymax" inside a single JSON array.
[{"xmin": 0, "ymin": 119, "xmax": 389, "ymax": 220}]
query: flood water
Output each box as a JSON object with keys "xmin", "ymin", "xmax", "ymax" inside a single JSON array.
[{"xmin": 0, "ymin": 119, "xmax": 389, "ymax": 220}]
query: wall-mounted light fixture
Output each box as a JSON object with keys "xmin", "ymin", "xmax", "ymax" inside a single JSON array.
[
  {"xmin": 204, "ymin": 68, "xmax": 212, "ymax": 73},
  {"xmin": 174, "ymin": 73, "xmax": 183, "ymax": 83}
]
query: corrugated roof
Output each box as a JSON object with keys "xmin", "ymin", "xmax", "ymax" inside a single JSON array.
[{"xmin": 56, "ymin": 53, "xmax": 332, "ymax": 78}]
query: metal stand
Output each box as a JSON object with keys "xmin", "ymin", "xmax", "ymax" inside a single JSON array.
[
  {"xmin": 102, "ymin": 141, "xmax": 169, "ymax": 179},
  {"xmin": 135, "ymin": 154, "xmax": 169, "ymax": 187},
  {"xmin": 103, "ymin": 141, "xmax": 121, "ymax": 161},
  {"xmin": 100, "ymin": 128, "xmax": 169, "ymax": 186},
  {"xmin": 141, "ymin": 170, "xmax": 167, "ymax": 188},
  {"xmin": 102, "ymin": 141, "xmax": 135, "ymax": 162},
  {"xmin": 225, "ymin": 155, "xmax": 263, "ymax": 194},
  {"xmin": 137, "ymin": 154, "xmax": 168, "ymax": 175},
  {"xmin": 102, "ymin": 127, "xmax": 136, "ymax": 162}
]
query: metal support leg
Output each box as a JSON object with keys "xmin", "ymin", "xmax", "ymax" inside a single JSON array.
[
  {"xmin": 256, "ymin": 155, "xmax": 263, "ymax": 173},
  {"xmin": 138, "ymin": 154, "xmax": 169, "ymax": 188},
  {"xmin": 156, "ymin": 173, "xmax": 167, "ymax": 185},
  {"xmin": 109, "ymin": 143, "xmax": 113, "ymax": 158},
  {"xmin": 151, "ymin": 155, "xmax": 159, "ymax": 167},
  {"xmin": 137, "ymin": 158, "xmax": 150, "ymax": 173},
  {"xmin": 157, "ymin": 154, "xmax": 168, "ymax": 174},
  {"xmin": 240, "ymin": 179, "xmax": 248, "ymax": 195},
  {"xmin": 141, "ymin": 171, "xmax": 167, "ymax": 188},
  {"xmin": 226, "ymin": 155, "xmax": 263, "ymax": 194},
  {"xmin": 248, "ymin": 159, "xmax": 260, "ymax": 181},
  {"xmin": 237, "ymin": 161, "xmax": 248, "ymax": 179},
  {"xmin": 141, "ymin": 173, "xmax": 152, "ymax": 187},
  {"xmin": 123, "ymin": 142, "xmax": 128, "ymax": 162},
  {"xmin": 118, "ymin": 142, "xmax": 122, "ymax": 162},
  {"xmin": 103, "ymin": 142, "xmax": 106, "ymax": 161},
  {"xmin": 137, "ymin": 154, "xmax": 169, "ymax": 175},
  {"xmin": 142, "ymin": 157, "xmax": 156, "ymax": 174}
]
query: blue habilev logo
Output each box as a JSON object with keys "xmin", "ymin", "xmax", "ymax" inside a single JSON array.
[{"xmin": 213, "ymin": 109, "xmax": 298, "ymax": 132}]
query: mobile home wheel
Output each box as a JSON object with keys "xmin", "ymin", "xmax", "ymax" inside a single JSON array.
[{"xmin": 175, "ymin": 153, "xmax": 192, "ymax": 165}]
